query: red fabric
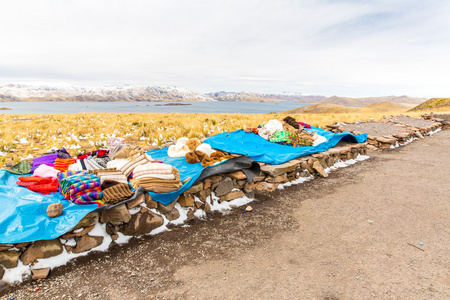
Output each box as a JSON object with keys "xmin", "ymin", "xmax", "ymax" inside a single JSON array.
[
  {"xmin": 298, "ymin": 122, "xmax": 311, "ymax": 129},
  {"xmin": 18, "ymin": 176, "xmax": 52, "ymax": 184},
  {"xmin": 16, "ymin": 181, "xmax": 38, "ymax": 187},
  {"xmin": 77, "ymin": 149, "xmax": 108, "ymax": 159},
  {"xmin": 28, "ymin": 183, "xmax": 59, "ymax": 195}
]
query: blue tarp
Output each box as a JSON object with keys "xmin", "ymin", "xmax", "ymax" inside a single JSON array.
[
  {"xmin": 0, "ymin": 170, "xmax": 98, "ymax": 244},
  {"xmin": 204, "ymin": 127, "xmax": 367, "ymax": 165}
]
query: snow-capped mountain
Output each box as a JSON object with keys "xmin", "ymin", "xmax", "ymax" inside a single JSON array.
[
  {"xmin": 207, "ymin": 91, "xmax": 325, "ymax": 102},
  {"xmin": 0, "ymin": 83, "xmax": 214, "ymax": 102}
]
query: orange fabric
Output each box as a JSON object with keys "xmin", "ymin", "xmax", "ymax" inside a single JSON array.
[{"xmin": 54, "ymin": 158, "xmax": 76, "ymax": 172}]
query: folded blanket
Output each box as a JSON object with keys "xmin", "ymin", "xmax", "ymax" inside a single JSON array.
[
  {"xmin": 102, "ymin": 183, "xmax": 134, "ymax": 205},
  {"xmin": 34, "ymin": 164, "xmax": 60, "ymax": 178}
]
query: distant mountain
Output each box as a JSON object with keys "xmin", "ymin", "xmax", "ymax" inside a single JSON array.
[
  {"xmin": 0, "ymin": 83, "xmax": 213, "ymax": 102},
  {"xmin": 408, "ymin": 98, "xmax": 450, "ymax": 111},
  {"xmin": 207, "ymin": 91, "xmax": 325, "ymax": 102},
  {"xmin": 318, "ymin": 95, "xmax": 426, "ymax": 106},
  {"xmin": 283, "ymin": 102, "xmax": 415, "ymax": 114}
]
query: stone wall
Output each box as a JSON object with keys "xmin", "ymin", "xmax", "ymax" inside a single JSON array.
[
  {"xmin": 325, "ymin": 116, "xmax": 444, "ymax": 150},
  {"xmin": 0, "ymin": 143, "xmax": 369, "ymax": 283}
]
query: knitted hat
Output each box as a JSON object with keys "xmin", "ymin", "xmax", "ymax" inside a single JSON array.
[
  {"xmin": 195, "ymin": 143, "xmax": 215, "ymax": 157},
  {"xmin": 194, "ymin": 150, "xmax": 209, "ymax": 162},
  {"xmin": 176, "ymin": 137, "xmax": 189, "ymax": 147},
  {"xmin": 283, "ymin": 116, "xmax": 300, "ymax": 129},
  {"xmin": 210, "ymin": 151, "xmax": 224, "ymax": 159},
  {"xmin": 186, "ymin": 138, "xmax": 200, "ymax": 152},
  {"xmin": 167, "ymin": 144, "xmax": 190, "ymax": 157},
  {"xmin": 102, "ymin": 183, "xmax": 134, "ymax": 205},
  {"xmin": 7, "ymin": 161, "xmax": 31, "ymax": 175},
  {"xmin": 185, "ymin": 152, "xmax": 200, "ymax": 164}
]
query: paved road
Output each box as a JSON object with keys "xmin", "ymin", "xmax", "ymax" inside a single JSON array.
[{"xmin": 2, "ymin": 130, "xmax": 449, "ymax": 300}]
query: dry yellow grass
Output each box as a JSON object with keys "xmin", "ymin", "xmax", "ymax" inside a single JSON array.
[{"xmin": 0, "ymin": 110, "xmax": 426, "ymax": 168}]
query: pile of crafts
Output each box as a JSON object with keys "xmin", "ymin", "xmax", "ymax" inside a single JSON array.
[
  {"xmin": 167, "ymin": 137, "xmax": 233, "ymax": 166},
  {"xmin": 245, "ymin": 116, "xmax": 327, "ymax": 147},
  {"xmin": 6, "ymin": 137, "xmax": 189, "ymax": 206}
]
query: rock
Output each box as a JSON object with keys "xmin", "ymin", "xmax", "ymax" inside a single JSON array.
[
  {"xmin": 106, "ymin": 223, "xmax": 120, "ymax": 235},
  {"xmin": 126, "ymin": 193, "xmax": 144, "ymax": 209},
  {"xmin": 185, "ymin": 183, "xmax": 203, "ymax": 194},
  {"xmin": 244, "ymin": 190, "xmax": 255, "ymax": 198},
  {"xmin": 214, "ymin": 177, "xmax": 234, "ymax": 196},
  {"xmin": 120, "ymin": 211, "xmax": 164, "ymax": 236},
  {"xmin": 0, "ymin": 250, "xmax": 21, "ymax": 268},
  {"xmin": 251, "ymin": 175, "xmax": 266, "ymax": 183},
  {"xmin": 235, "ymin": 180, "xmax": 247, "ymax": 189},
  {"xmin": 0, "ymin": 246, "xmax": 12, "ymax": 252},
  {"xmin": 145, "ymin": 194, "xmax": 158, "ymax": 209},
  {"xmin": 225, "ymin": 171, "xmax": 247, "ymax": 180},
  {"xmin": 266, "ymin": 174, "xmax": 288, "ymax": 183},
  {"xmin": 0, "ymin": 266, "xmax": 4, "ymax": 280},
  {"xmin": 376, "ymin": 137, "xmax": 396, "ymax": 145},
  {"xmin": 327, "ymin": 148, "xmax": 342, "ymax": 155},
  {"xmin": 187, "ymin": 209, "xmax": 195, "ymax": 219},
  {"xmin": 100, "ymin": 204, "xmax": 131, "ymax": 224},
  {"xmin": 46, "ymin": 203, "xmax": 63, "ymax": 218},
  {"xmin": 414, "ymin": 131, "xmax": 424, "ymax": 139},
  {"xmin": 220, "ymin": 190, "xmax": 245, "ymax": 202},
  {"xmin": 61, "ymin": 224, "xmax": 95, "ymax": 239},
  {"xmin": 196, "ymin": 189, "xmax": 212, "ymax": 202},
  {"xmin": 244, "ymin": 182, "xmax": 255, "ymax": 190},
  {"xmin": 70, "ymin": 235, "xmax": 104, "ymax": 254},
  {"xmin": 312, "ymin": 161, "xmax": 328, "ymax": 177},
  {"xmin": 203, "ymin": 179, "xmax": 213, "ymax": 189},
  {"xmin": 311, "ymin": 153, "xmax": 324, "ymax": 159},
  {"xmin": 111, "ymin": 234, "xmax": 119, "ymax": 240},
  {"xmin": 194, "ymin": 200, "xmax": 203, "ymax": 209},
  {"xmin": 164, "ymin": 208, "xmax": 180, "ymax": 221},
  {"xmin": 319, "ymin": 158, "xmax": 328, "ymax": 169},
  {"xmin": 15, "ymin": 242, "xmax": 30, "ymax": 248},
  {"xmin": 254, "ymin": 182, "xmax": 279, "ymax": 192},
  {"xmin": 202, "ymin": 201, "xmax": 211, "ymax": 213},
  {"xmin": 72, "ymin": 212, "xmax": 99, "ymax": 231},
  {"xmin": 208, "ymin": 175, "xmax": 223, "ymax": 182},
  {"xmin": 366, "ymin": 144, "xmax": 378, "ymax": 150},
  {"xmin": 20, "ymin": 239, "xmax": 63, "ymax": 265},
  {"xmin": 245, "ymin": 206, "xmax": 253, "ymax": 212},
  {"xmin": 157, "ymin": 199, "xmax": 177, "ymax": 214},
  {"xmin": 260, "ymin": 161, "xmax": 297, "ymax": 177},
  {"xmin": 178, "ymin": 194, "xmax": 195, "ymax": 207},
  {"xmin": 31, "ymin": 268, "xmax": 50, "ymax": 280}
]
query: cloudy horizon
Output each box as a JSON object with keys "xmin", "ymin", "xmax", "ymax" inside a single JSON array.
[{"xmin": 1, "ymin": 0, "xmax": 449, "ymax": 98}]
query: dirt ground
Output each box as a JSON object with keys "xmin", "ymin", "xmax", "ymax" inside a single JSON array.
[{"xmin": 1, "ymin": 130, "xmax": 449, "ymax": 300}]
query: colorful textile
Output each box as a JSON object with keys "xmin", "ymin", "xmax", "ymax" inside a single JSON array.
[
  {"xmin": 52, "ymin": 147, "xmax": 71, "ymax": 159},
  {"xmin": 59, "ymin": 172, "xmax": 102, "ymax": 204},
  {"xmin": 269, "ymin": 131, "xmax": 292, "ymax": 143},
  {"xmin": 31, "ymin": 154, "xmax": 58, "ymax": 173},
  {"xmin": 28, "ymin": 181, "xmax": 59, "ymax": 195},
  {"xmin": 54, "ymin": 158, "xmax": 77, "ymax": 172},
  {"xmin": 77, "ymin": 149, "xmax": 108, "ymax": 160},
  {"xmin": 298, "ymin": 122, "xmax": 311, "ymax": 129}
]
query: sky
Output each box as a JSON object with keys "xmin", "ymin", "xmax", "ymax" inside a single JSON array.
[{"xmin": 0, "ymin": 0, "xmax": 449, "ymax": 97}]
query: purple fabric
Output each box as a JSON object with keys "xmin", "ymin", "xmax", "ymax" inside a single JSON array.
[
  {"xmin": 52, "ymin": 147, "xmax": 71, "ymax": 159},
  {"xmin": 31, "ymin": 154, "xmax": 58, "ymax": 173}
]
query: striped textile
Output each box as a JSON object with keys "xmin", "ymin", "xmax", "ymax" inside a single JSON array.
[
  {"xmin": 54, "ymin": 158, "xmax": 77, "ymax": 172},
  {"xmin": 102, "ymin": 183, "xmax": 134, "ymax": 205}
]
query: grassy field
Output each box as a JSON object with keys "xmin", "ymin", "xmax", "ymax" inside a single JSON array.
[{"xmin": 0, "ymin": 110, "xmax": 431, "ymax": 168}]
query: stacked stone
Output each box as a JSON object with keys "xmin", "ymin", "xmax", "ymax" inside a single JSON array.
[
  {"xmin": 325, "ymin": 116, "xmax": 444, "ymax": 150},
  {"xmin": 422, "ymin": 113, "xmax": 450, "ymax": 129}
]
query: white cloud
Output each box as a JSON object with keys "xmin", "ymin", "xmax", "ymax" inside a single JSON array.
[{"xmin": 0, "ymin": 0, "xmax": 449, "ymax": 97}]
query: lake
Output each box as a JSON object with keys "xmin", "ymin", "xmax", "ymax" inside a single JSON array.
[{"xmin": 0, "ymin": 101, "xmax": 309, "ymax": 114}]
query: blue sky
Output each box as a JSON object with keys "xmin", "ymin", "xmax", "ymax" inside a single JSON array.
[{"xmin": 0, "ymin": 0, "xmax": 449, "ymax": 97}]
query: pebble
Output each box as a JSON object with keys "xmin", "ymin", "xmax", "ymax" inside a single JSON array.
[{"xmin": 245, "ymin": 206, "xmax": 253, "ymax": 212}]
